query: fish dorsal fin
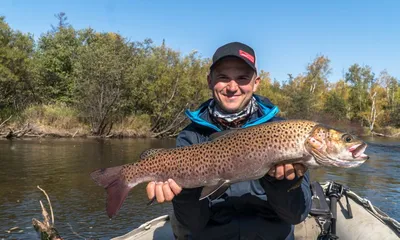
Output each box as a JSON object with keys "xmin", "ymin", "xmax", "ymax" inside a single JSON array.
[
  {"xmin": 209, "ymin": 129, "xmax": 239, "ymax": 141},
  {"xmin": 140, "ymin": 148, "xmax": 165, "ymax": 159},
  {"xmin": 199, "ymin": 180, "xmax": 230, "ymax": 200}
]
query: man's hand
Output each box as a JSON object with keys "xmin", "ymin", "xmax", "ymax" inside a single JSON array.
[
  {"xmin": 146, "ymin": 179, "xmax": 182, "ymax": 203},
  {"xmin": 267, "ymin": 163, "xmax": 306, "ymax": 180},
  {"xmin": 146, "ymin": 164, "xmax": 306, "ymax": 202}
]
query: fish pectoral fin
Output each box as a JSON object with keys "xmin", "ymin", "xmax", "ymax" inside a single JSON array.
[
  {"xmin": 307, "ymin": 137, "xmax": 324, "ymax": 150},
  {"xmin": 287, "ymin": 176, "xmax": 304, "ymax": 192},
  {"xmin": 208, "ymin": 184, "xmax": 230, "ymax": 201},
  {"xmin": 199, "ymin": 180, "xmax": 230, "ymax": 200}
]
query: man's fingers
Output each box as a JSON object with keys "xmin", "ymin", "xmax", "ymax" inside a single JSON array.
[
  {"xmin": 168, "ymin": 179, "xmax": 182, "ymax": 196},
  {"xmin": 267, "ymin": 168, "xmax": 276, "ymax": 177},
  {"xmin": 155, "ymin": 182, "xmax": 165, "ymax": 203},
  {"xmin": 163, "ymin": 181, "xmax": 175, "ymax": 201},
  {"xmin": 275, "ymin": 164, "xmax": 284, "ymax": 180},
  {"xmin": 146, "ymin": 181, "xmax": 156, "ymax": 200},
  {"xmin": 293, "ymin": 164, "xmax": 306, "ymax": 177},
  {"xmin": 284, "ymin": 164, "xmax": 296, "ymax": 180}
]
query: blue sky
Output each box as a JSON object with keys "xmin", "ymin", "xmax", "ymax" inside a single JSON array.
[{"xmin": 2, "ymin": 0, "xmax": 399, "ymax": 83}]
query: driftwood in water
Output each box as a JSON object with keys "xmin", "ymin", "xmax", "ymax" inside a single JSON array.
[
  {"xmin": 1, "ymin": 123, "xmax": 33, "ymax": 139},
  {"xmin": 371, "ymin": 131, "xmax": 400, "ymax": 138},
  {"xmin": 0, "ymin": 122, "xmax": 85, "ymax": 139},
  {"xmin": 32, "ymin": 186, "xmax": 63, "ymax": 240}
]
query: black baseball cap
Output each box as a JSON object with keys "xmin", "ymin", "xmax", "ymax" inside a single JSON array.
[{"xmin": 210, "ymin": 42, "xmax": 257, "ymax": 73}]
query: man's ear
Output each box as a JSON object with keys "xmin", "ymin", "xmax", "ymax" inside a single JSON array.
[{"xmin": 252, "ymin": 76, "xmax": 261, "ymax": 92}]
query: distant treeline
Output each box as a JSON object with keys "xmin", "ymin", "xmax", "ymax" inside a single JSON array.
[{"xmin": 1, "ymin": 13, "xmax": 399, "ymax": 137}]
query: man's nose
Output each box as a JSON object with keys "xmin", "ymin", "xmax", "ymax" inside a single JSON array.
[{"xmin": 226, "ymin": 80, "xmax": 238, "ymax": 91}]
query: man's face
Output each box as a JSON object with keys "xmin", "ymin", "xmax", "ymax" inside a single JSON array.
[{"xmin": 207, "ymin": 57, "xmax": 260, "ymax": 113}]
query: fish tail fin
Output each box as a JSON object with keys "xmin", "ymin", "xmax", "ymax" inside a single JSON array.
[{"xmin": 90, "ymin": 166, "xmax": 134, "ymax": 218}]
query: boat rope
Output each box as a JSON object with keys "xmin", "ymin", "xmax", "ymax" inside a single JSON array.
[{"xmin": 320, "ymin": 181, "xmax": 400, "ymax": 235}]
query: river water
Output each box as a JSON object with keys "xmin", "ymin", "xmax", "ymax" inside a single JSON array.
[{"xmin": 0, "ymin": 137, "xmax": 399, "ymax": 239}]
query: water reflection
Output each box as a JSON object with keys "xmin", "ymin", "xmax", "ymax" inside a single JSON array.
[{"xmin": 0, "ymin": 137, "xmax": 398, "ymax": 239}]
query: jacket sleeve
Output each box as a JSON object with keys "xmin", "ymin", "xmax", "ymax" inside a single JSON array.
[
  {"xmin": 259, "ymin": 171, "xmax": 312, "ymax": 224},
  {"xmin": 171, "ymin": 127, "xmax": 212, "ymax": 233}
]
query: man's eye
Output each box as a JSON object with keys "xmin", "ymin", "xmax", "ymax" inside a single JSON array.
[{"xmin": 237, "ymin": 77, "xmax": 251, "ymax": 83}]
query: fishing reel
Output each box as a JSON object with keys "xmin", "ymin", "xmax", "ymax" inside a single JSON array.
[
  {"xmin": 327, "ymin": 182, "xmax": 344, "ymax": 199},
  {"xmin": 326, "ymin": 181, "xmax": 353, "ymax": 219}
]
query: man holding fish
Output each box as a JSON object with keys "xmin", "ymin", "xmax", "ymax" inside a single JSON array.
[
  {"xmin": 91, "ymin": 42, "xmax": 368, "ymax": 240},
  {"xmin": 146, "ymin": 42, "xmax": 312, "ymax": 239}
]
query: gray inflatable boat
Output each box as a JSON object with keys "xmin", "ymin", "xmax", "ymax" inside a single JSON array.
[{"xmin": 111, "ymin": 181, "xmax": 400, "ymax": 240}]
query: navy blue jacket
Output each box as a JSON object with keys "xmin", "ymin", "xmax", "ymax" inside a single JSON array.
[{"xmin": 172, "ymin": 94, "xmax": 312, "ymax": 240}]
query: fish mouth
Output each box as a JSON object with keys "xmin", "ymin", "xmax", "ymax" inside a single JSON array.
[
  {"xmin": 332, "ymin": 158, "xmax": 366, "ymax": 168},
  {"xmin": 325, "ymin": 143, "xmax": 369, "ymax": 168},
  {"xmin": 349, "ymin": 143, "xmax": 369, "ymax": 160}
]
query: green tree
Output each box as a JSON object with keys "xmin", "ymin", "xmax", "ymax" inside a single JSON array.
[
  {"xmin": 256, "ymin": 71, "xmax": 291, "ymax": 117},
  {"xmin": 326, "ymin": 79, "xmax": 351, "ymax": 119},
  {"xmin": 378, "ymin": 70, "xmax": 399, "ymax": 125},
  {"xmin": 345, "ymin": 64, "xmax": 374, "ymax": 126},
  {"xmin": 129, "ymin": 41, "xmax": 210, "ymax": 137},
  {"xmin": 279, "ymin": 55, "xmax": 331, "ymax": 119},
  {"xmin": 390, "ymin": 86, "xmax": 400, "ymax": 127},
  {"xmin": 0, "ymin": 16, "xmax": 35, "ymax": 114},
  {"xmin": 51, "ymin": 12, "xmax": 70, "ymax": 32},
  {"xmin": 304, "ymin": 55, "xmax": 331, "ymax": 112},
  {"xmin": 323, "ymin": 91, "xmax": 348, "ymax": 120},
  {"xmin": 33, "ymin": 13, "xmax": 80, "ymax": 104},
  {"xmin": 73, "ymin": 31, "xmax": 135, "ymax": 135}
]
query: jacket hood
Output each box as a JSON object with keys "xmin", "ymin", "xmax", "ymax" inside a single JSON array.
[{"xmin": 184, "ymin": 94, "xmax": 280, "ymax": 132}]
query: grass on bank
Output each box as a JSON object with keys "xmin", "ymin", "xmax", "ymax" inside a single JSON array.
[
  {"xmin": 21, "ymin": 103, "xmax": 88, "ymax": 137},
  {"xmin": 2, "ymin": 104, "xmax": 152, "ymax": 137},
  {"xmin": 110, "ymin": 114, "xmax": 152, "ymax": 138}
]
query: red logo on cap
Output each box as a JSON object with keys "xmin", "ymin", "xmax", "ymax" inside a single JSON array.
[{"xmin": 239, "ymin": 50, "xmax": 255, "ymax": 63}]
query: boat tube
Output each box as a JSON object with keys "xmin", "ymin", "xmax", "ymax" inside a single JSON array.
[{"xmin": 112, "ymin": 181, "xmax": 400, "ymax": 240}]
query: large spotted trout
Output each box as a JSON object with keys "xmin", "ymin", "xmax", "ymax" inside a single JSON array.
[{"xmin": 90, "ymin": 120, "xmax": 369, "ymax": 218}]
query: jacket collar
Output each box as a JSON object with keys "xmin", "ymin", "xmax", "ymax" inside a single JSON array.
[{"xmin": 184, "ymin": 94, "xmax": 280, "ymax": 132}]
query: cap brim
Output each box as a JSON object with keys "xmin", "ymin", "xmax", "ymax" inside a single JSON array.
[{"xmin": 210, "ymin": 55, "xmax": 257, "ymax": 73}]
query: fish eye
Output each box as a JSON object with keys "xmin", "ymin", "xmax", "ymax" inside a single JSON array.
[{"xmin": 342, "ymin": 134, "xmax": 353, "ymax": 143}]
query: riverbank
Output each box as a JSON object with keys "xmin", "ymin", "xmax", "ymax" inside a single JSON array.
[
  {"xmin": 1, "ymin": 104, "xmax": 399, "ymax": 139},
  {"xmin": 1, "ymin": 118, "xmax": 400, "ymax": 140},
  {"xmin": 0, "ymin": 120, "xmax": 153, "ymax": 139},
  {"xmin": 0, "ymin": 105, "xmax": 153, "ymax": 139}
]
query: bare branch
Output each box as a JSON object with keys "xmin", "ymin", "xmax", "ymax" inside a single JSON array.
[
  {"xmin": 151, "ymin": 77, "xmax": 180, "ymax": 132},
  {"xmin": 37, "ymin": 185, "xmax": 54, "ymax": 225},
  {"xmin": 151, "ymin": 105, "xmax": 188, "ymax": 138},
  {"xmin": 0, "ymin": 115, "xmax": 12, "ymax": 129},
  {"xmin": 32, "ymin": 186, "xmax": 63, "ymax": 240}
]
